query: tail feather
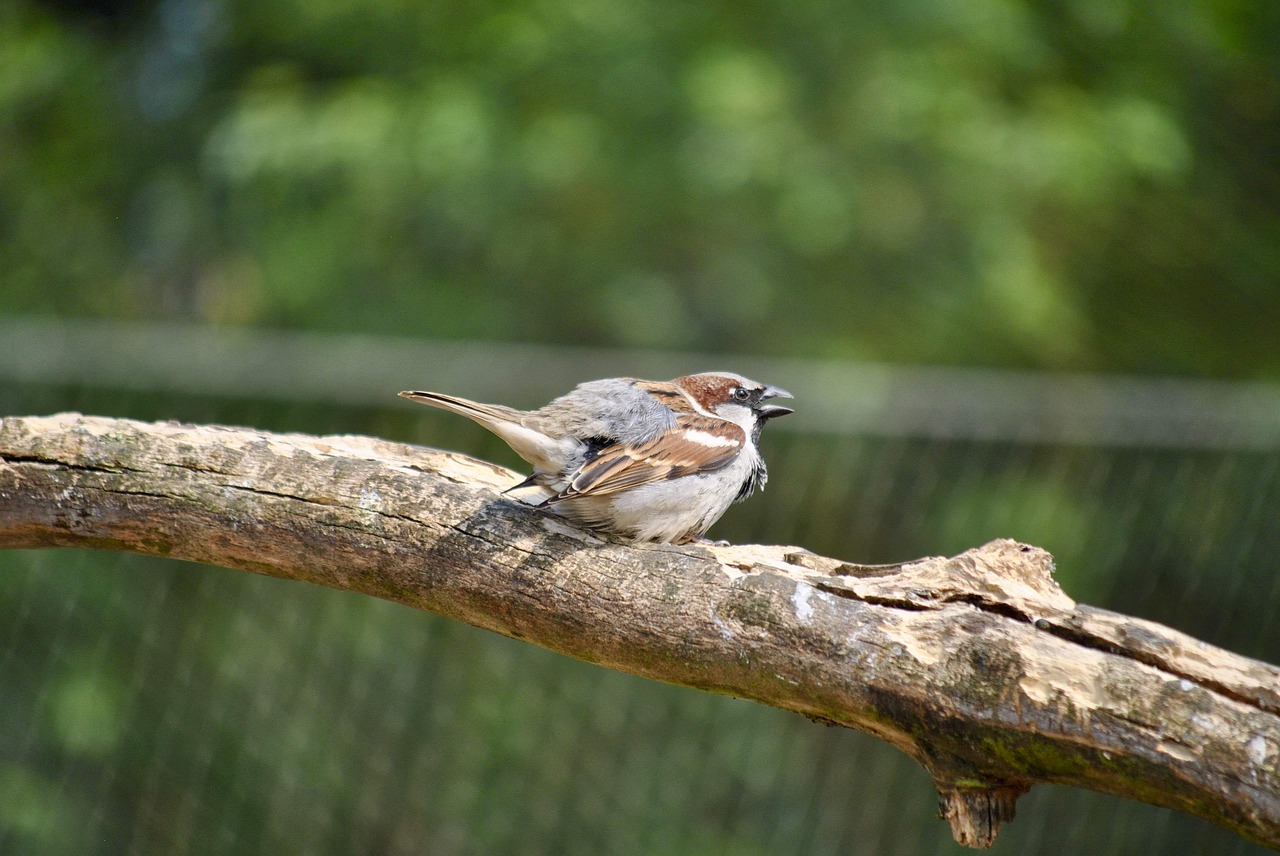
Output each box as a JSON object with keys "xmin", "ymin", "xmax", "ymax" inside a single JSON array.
[
  {"xmin": 398, "ymin": 390, "xmax": 568, "ymax": 475},
  {"xmin": 398, "ymin": 391, "xmax": 522, "ymax": 425}
]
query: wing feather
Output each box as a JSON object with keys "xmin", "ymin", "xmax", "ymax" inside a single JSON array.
[{"xmin": 543, "ymin": 415, "xmax": 744, "ymax": 504}]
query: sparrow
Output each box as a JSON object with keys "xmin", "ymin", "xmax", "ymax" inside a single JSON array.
[{"xmin": 399, "ymin": 373, "xmax": 793, "ymax": 544}]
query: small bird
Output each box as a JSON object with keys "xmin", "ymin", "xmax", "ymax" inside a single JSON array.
[{"xmin": 399, "ymin": 373, "xmax": 793, "ymax": 544}]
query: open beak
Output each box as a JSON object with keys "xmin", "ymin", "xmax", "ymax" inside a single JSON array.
[{"xmin": 757, "ymin": 385, "xmax": 794, "ymax": 419}]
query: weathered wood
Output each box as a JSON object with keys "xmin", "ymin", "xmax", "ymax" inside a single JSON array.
[{"xmin": 1, "ymin": 413, "xmax": 1277, "ymax": 849}]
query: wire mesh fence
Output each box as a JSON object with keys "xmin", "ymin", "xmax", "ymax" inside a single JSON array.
[{"xmin": 2, "ymin": 325, "xmax": 1278, "ymax": 855}]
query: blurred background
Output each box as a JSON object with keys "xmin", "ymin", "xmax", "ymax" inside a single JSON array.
[{"xmin": 2, "ymin": 0, "xmax": 1279, "ymax": 853}]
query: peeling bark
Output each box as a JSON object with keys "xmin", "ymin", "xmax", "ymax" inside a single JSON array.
[{"xmin": 1, "ymin": 413, "xmax": 1278, "ymax": 849}]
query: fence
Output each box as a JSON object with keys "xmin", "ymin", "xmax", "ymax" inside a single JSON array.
[{"xmin": 2, "ymin": 318, "xmax": 1277, "ymax": 855}]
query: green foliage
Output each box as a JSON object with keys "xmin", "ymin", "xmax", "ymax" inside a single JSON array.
[{"xmin": 3, "ymin": 0, "xmax": 1278, "ymax": 371}]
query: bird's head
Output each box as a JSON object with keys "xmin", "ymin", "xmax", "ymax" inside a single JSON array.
[{"xmin": 675, "ymin": 372, "xmax": 794, "ymax": 429}]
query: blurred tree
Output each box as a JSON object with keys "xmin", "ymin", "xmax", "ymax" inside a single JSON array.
[{"xmin": 2, "ymin": 0, "xmax": 1277, "ymax": 374}]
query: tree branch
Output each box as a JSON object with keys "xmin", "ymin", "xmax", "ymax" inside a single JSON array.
[{"xmin": 2, "ymin": 414, "xmax": 1277, "ymax": 849}]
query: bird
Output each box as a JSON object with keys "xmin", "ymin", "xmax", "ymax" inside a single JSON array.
[{"xmin": 399, "ymin": 372, "xmax": 793, "ymax": 544}]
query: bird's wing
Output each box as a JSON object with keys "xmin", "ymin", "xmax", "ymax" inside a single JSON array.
[{"xmin": 544, "ymin": 415, "xmax": 745, "ymax": 503}]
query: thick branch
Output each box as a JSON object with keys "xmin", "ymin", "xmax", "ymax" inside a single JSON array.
[{"xmin": 2, "ymin": 414, "xmax": 1278, "ymax": 849}]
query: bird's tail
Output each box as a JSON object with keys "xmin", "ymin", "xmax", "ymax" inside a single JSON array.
[
  {"xmin": 398, "ymin": 390, "xmax": 564, "ymax": 476},
  {"xmin": 398, "ymin": 391, "xmax": 523, "ymax": 427}
]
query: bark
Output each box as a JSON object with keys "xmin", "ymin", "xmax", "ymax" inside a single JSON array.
[{"xmin": 1, "ymin": 413, "xmax": 1277, "ymax": 849}]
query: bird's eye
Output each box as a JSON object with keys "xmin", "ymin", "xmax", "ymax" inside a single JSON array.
[{"xmin": 731, "ymin": 387, "xmax": 751, "ymax": 403}]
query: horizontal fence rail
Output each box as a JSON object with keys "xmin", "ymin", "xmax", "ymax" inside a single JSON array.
[{"xmin": 3, "ymin": 316, "xmax": 1280, "ymax": 449}]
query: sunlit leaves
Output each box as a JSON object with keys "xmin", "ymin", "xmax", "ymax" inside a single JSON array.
[{"xmin": 2, "ymin": 0, "xmax": 1277, "ymax": 370}]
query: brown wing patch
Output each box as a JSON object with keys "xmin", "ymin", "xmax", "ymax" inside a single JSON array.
[{"xmin": 544, "ymin": 415, "xmax": 745, "ymax": 503}]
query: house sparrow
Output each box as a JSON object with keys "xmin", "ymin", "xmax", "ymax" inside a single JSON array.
[{"xmin": 399, "ymin": 373, "xmax": 793, "ymax": 544}]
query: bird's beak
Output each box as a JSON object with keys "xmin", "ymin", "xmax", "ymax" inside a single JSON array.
[{"xmin": 757, "ymin": 385, "xmax": 794, "ymax": 419}]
